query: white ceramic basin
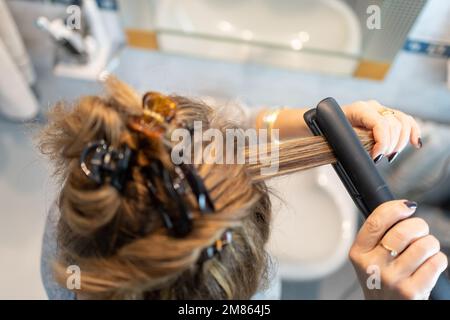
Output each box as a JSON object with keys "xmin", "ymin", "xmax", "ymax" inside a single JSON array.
[
  {"xmin": 266, "ymin": 165, "xmax": 357, "ymax": 280},
  {"xmin": 155, "ymin": 0, "xmax": 361, "ymax": 74}
]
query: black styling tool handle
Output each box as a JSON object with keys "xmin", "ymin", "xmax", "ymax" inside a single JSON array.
[{"xmin": 303, "ymin": 97, "xmax": 449, "ymax": 300}]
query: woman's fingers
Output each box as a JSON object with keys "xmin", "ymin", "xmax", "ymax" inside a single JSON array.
[
  {"xmin": 367, "ymin": 100, "xmax": 403, "ymax": 158},
  {"xmin": 391, "ymin": 235, "xmax": 441, "ymax": 278},
  {"xmin": 344, "ymin": 101, "xmax": 390, "ymax": 159},
  {"xmin": 348, "ymin": 195, "xmax": 446, "ymax": 300},
  {"xmin": 363, "ymin": 100, "xmax": 394, "ymax": 158},
  {"xmin": 352, "ymin": 200, "xmax": 417, "ymax": 253},
  {"xmin": 371, "ymin": 117, "xmax": 390, "ymax": 160},
  {"xmin": 343, "ymin": 100, "xmax": 423, "ymax": 161},
  {"xmin": 384, "ymin": 114, "xmax": 402, "ymax": 158},
  {"xmin": 390, "ymin": 112, "xmax": 413, "ymax": 160},
  {"xmin": 407, "ymin": 115, "xmax": 423, "ymax": 149},
  {"xmin": 399, "ymin": 252, "xmax": 448, "ymax": 300},
  {"xmin": 379, "ymin": 217, "xmax": 429, "ymax": 260}
]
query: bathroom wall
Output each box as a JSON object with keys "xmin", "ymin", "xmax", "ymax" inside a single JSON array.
[
  {"xmin": 409, "ymin": 0, "xmax": 450, "ymax": 43},
  {"xmin": 8, "ymin": 0, "xmax": 448, "ymax": 123},
  {"xmin": 113, "ymin": 47, "xmax": 449, "ymax": 123},
  {"xmin": 406, "ymin": 0, "xmax": 450, "ymax": 89}
]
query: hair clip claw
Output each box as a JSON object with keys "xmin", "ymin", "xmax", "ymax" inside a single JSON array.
[
  {"xmin": 80, "ymin": 140, "xmax": 132, "ymax": 191},
  {"xmin": 142, "ymin": 91, "xmax": 177, "ymax": 123},
  {"xmin": 143, "ymin": 159, "xmax": 193, "ymax": 238}
]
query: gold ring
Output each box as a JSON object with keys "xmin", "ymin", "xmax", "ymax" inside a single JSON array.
[
  {"xmin": 380, "ymin": 242, "xmax": 398, "ymax": 258},
  {"xmin": 379, "ymin": 108, "xmax": 395, "ymax": 117}
]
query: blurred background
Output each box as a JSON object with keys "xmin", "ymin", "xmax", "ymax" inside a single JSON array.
[{"xmin": 0, "ymin": 0, "xmax": 449, "ymax": 299}]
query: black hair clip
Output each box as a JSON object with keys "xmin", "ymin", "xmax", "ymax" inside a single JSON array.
[
  {"xmin": 199, "ymin": 230, "xmax": 233, "ymax": 263},
  {"xmin": 142, "ymin": 159, "xmax": 215, "ymax": 238},
  {"xmin": 143, "ymin": 159, "xmax": 193, "ymax": 238},
  {"xmin": 179, "ymin": 163, "xmax": 215, "ymax": 213},
  {"xmin": 80, "ymin": 140, "xmax": 132, "ymax": 191}
]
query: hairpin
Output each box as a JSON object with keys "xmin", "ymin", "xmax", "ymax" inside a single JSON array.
[
  {"xmin": 80, "ymin": 140, "xmax": 132, "ymax": 191},
  {"xmin": 199, "ymin": 230, "xmax": 233, "ymax": 263}
]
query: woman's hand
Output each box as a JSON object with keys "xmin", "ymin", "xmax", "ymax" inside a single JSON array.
[
  {"xmin": 343, "ymin": 100, "xmax": 422, "ymax": 163},
  {"xmin": 258, "ymin": 101, "xmax": 422, "ymax": 162},
  {"xmin": 349, "ymin": 200, "xmax": 448, "ymax": 300}
]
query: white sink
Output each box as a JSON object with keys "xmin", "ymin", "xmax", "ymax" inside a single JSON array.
[
  {"xmin": 266, "ymin": 165, "xmax": 357, "ymax": 280},
  {"xmin": 155, "ymin": 0, "xmax": 361, "ymax": 74}
]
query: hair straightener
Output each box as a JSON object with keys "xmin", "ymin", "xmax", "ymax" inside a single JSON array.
[{"xmin": 304, "ymin": 97, "xmax": 449, "ymax": 300}]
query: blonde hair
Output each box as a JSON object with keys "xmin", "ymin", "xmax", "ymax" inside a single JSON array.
[{"xmin": 39, "ymin": 77, "xmax": 373, "ymax": 299}]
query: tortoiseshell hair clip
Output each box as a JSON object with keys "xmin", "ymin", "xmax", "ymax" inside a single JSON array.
[
  {"xmin": 127, "ymin": 91, "xmax": 178, "ymax": 146},
  {"xmin": 142, "ymin": 91, "xmax": 177, "ymax": 124}
]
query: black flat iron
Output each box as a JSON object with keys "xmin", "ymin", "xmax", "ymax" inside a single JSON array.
[{"xmin": 304, "ymin": 97, "xmax": 449, "ymax": 300}]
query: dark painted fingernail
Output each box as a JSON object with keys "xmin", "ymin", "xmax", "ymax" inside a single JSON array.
[
  {"xmin": 374, "ymin": 154, "xmax": 384, "ymax": 164},
  {"xmin": 387, "ymin": 152, "xmax": 398, "ymax": 163},
  {"xmin": 417, "ymin": 137, "xmax": 423, "ymax": 149},
  {"xmin": 404, "ymin": 201, "xmax": 418, "ymax": 210}
]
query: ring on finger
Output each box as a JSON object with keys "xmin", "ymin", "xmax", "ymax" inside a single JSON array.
[
  {"xmin": 378, "ymin": 107, "xmax": 395, "ymax": 117},
  {"xmin": 380, "ymin": 242, "xmax": 399, "ymax": 258}
]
